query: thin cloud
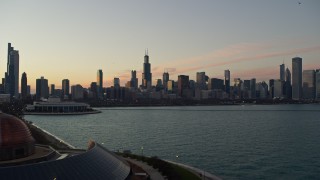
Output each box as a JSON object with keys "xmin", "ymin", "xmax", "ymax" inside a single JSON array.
[{"xmin": 161, "ymin": 45, "xmax": 320, "ymax": 77}]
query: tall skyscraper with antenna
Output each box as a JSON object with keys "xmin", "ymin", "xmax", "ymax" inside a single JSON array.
[
  {"xmin": 5, "ymin": 43, "xmax": 19, "ymax": 98},
  {"xmin": 142, "ymin": 49, "xmax": 152, "ymax": 89}
]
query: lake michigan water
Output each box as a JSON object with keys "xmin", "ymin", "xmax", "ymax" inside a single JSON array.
[{"xmin": 26, "ymin": 104, "xmax": 320, "ymax": 179}]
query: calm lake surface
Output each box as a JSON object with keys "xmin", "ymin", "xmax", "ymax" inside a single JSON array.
[{"xmin": 26, "ymin": 104, "xmax": 320, "ymax": 179}]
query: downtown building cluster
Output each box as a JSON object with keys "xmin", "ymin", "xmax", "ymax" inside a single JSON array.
[{"xmin": 1, "ymin": 43, "xmax": 320, "ymax": 104}]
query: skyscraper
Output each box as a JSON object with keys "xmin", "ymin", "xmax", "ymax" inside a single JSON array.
[
  {"xmin": 142, "ymin": 50, "xmax": 152, "ymax": 89},
  {"xmin": 50, "ymin": 84, "xmax": 55, "ymax": 96},
  {"xmin": 280, "ymin": 64, "xmax": 285, "ymax": 81},
  {"xmin": 302, "ymin": 70, "xmax": 315, "ymax": 99},
  {"xmin": 178, "ymin": 75, "xmax": 189, "ymax": 97},
  {"xmin": 97, "ymin": 69, "xmax": 103, "ymax": 98},
  {"xmin": 36, "ymin": 76, "xmax": 49, "ymax": 100},
  {"xmin": 286, "ymin": 68, "xmax": 291, "ymax": 84},
  {"xmin": 62, "ymin": 79, "xmax": 70, "ymax": 98},
  {"xmin": 225, "ymin": 70, "xmax": 230, "ymax": 96},
  {"xmin": 269, "ymin": 79, "xmax": 275, "ymax": 99},
  {"xmin": 130, "ymin": 70, "xmax": 138, "ymax": 89},
  {"xmin": 292, "ymin": 57, "xmax": 302, "ymax": 100},
  {"xmin": 5, "ymin": 43, "xmax": 19, "ymax": 98},
  {"xmin": 71, "ymin": 84, "xmax": 84, "ymax": 100},
  {"xmin": 316, "ymin": 70, "xmax": 320, "ymax": 100},
  {"xmin": 90, "ymin": 82, "xmax": 98, "ymax": 99},
  {"xmin": 163, "ymin": 72, "xmax": 169, "ymax": 90},
  {"xmin": 21, "ymin": 72, "xmax": 27, "ymax": 100},
  {"xmin": 114, "ymin": 77, "xmax": 120, "ymax": 88},
  {"xmin": 285, "ymin": 68, "xmax": 292, "ymax": 99},
  {"xmin": 274, "ymin": 79, "xmax": 283, "ymax": 98},
  {"xmin": 208, "ymin": 78, "xmax": 223, "ymax": 90},
  {"xmin": 250, "ymin": 78, "xmax": 256, "ymax": 99},
  {"xmin": 196, "ymin": 72, "xmax": 206, "ymax": 90}
]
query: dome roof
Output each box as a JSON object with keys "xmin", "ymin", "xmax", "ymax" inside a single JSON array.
[{"xmin": 0, "ymin": 113, "xmax": 35, "ymax": 149}]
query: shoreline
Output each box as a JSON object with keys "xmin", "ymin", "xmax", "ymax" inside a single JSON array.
[
  {"xmin": 89, "ymin": 101, "xmax": 319, "ymax": 108},
  {"xmin": 24, "ymin": 109, "xmax": 101, "ymax": 115}
]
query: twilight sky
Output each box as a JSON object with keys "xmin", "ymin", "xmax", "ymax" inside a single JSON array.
[{"xmin": 0, "ymin": 0, "xmax": 319, "ymax": 92}]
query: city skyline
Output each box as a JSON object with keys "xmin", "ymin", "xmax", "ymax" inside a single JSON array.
[{"xmin": 1, "ymin": 1, "xmax": 319, "ymax": 91}]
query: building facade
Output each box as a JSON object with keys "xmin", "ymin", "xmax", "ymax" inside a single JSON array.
[
  {"xmin": 250, "ymin": 78, "xmax": 256, "ymax": 99},
  {"xmin": 62, "ymin": 79, "xmax": 70, "ymax": 98},
  {"xmin": 302, "ymin": 70, "xmax": 315, "ymax": 99},
  {"xmin": 163, "ymin": 72, "xmax": 169, "ymax": 90},
  {"xmin": 196, "ymin": 72, "xmax": 207, "ymax": 90},
  {"xmin": 280, "ymin": 64, "xmax": 285, "ymax": 81},
  {"xmin": 178, "ymin": 75, "xmax": 189, "ymax": 97},
  {"xmin": 142, "ymin": 50, "xmax": 152, "ymax": 89},
  {"xmin": 208, "ymin": 78, "xmax": 224, "ymax": 90},
  {"xmin": 5, "ymin": 43, "xmax": 19, "ymax": 98},
  {"xmin": 97, "ymin": 69, "xmax": 103, "ymax": 98},
  {"xmin": 316, "ymin": 70, "xmax": 320, "ymax": 100},
  {"xmin": 292, "ymin": 57, "xmax": 302, "ymax": 100},
  {"xmin": 130, "ymin": 70, "xmax": 138, "ymax": 89},
  {"xmin": 21, "ymin": 72, "xmax": 27, "ymax": 100},
  {"xmin": 71, "ymin": 84, "xmax": 84, "ymax": 100},
  {"xmin": 36, "ymin": 76, "xmax": 49, "ymax": 100},
  {"xmin": 225, "ymin": 70, "xmax": 230, "ymax": 95}
]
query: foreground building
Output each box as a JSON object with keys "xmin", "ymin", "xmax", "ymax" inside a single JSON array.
[{"xmin": 0, "ymin": 113, "xmax": 130, "ymax": 179}]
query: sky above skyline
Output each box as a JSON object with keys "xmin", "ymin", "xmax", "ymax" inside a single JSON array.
[{"xmin": 1, "ymin": 0, "xmax": 319, "ymax": 92}]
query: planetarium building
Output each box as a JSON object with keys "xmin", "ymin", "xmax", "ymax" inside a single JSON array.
[{"xmin": 0, "ymin": 113, "xmax": 131, "ymax": 179}]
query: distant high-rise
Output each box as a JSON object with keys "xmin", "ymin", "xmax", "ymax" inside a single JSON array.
[
  {"xmin": 167, "ymin": 80, "xmax": 174, "ymax": 92},
  {"xmin": 142, "ymin": 50, "xmax": 152, "ymax": 89},
  {"xmin": 196, "ymin": 72, "xmax": 206, "ymax": 90},
  {"xmin": 316, "ymin": 70, "xmax": 320, "ymax": 100},
  {"xmin": 280, "ymin": 64, "xmax": 285, "ymax": 81},
  {"xmin": 62, "ymin": 79, "xmax": 70, "ymax": 97},
  {"xmin": 90, "ymin": 82, "xmax": 98, "ymax": 99},
  {"xmin": 250, "ymin": 78, "xmax": 256, "ymax": 99},
  {"xmin": 71, "ymin": 84, "xmax": 84, "ymax": 100},
  {"xmin": 50, "ymin": 84, "xmax": 55, "ymax": 96},
  {"xmin": 36, "ymin": 76, "xmax": 49, "ymax": 100},
  {"xmin": 163, "ymin": 72, "xmax": 169, "ymax": 90},
  {"xmin": 269, "ymin": 79, "xmax": 275, "ymax": 99},
  {"xmin": 274, "ymin": 79, "xmax": 283, "ymax": 98},
  {"xmin": 27, "ymin": 85, "xmax": 31, "ymax": 96},
  {"xmin": 224, "ymin": 70, "xmax": 230, "ymax": 95},
  {"xmin": 285, "ymin": 68, "xmax": 292, "ymax": 99},
  {"xmin": 302, "ymin": 70, "xmax": 315, "ymax": 99},
  {"xmin": 178, "ymin": 75, "xmax": 189, "ymax": 97},
  {"xmin": 292, "ymin": 57, "xmax": 302, "ymax": 100},
  {"xmin": 114, "ymin": 77, "xmax": 120, "ymax": 88},
  {"xmin": 5, "ymin": 43, "xmax": 19, "ymax": 98},
  {"xmin": 156, "ymin": 79, "xmax": 163, "ymax": 91},
  {"xmin": 286, "ymin": 68, "xmax": 291, "ymax": 84},
  {"xmin": 208, "ymin": 78, "xmax": 224, "ymax": 90},
  {"xmin": 21, "ymin": 72, "xmax": 27, "ymax": 100},
  {"xmin": 243, "ymin": 80, "xmax": 251, "ymax": 91},
  {"xmin": 130, "ymin": 70, "xmax": 138, "ymax": 89},
  {"xmin": 97, "ymin": 69, "xmax": 103, "ymax": 98}
]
